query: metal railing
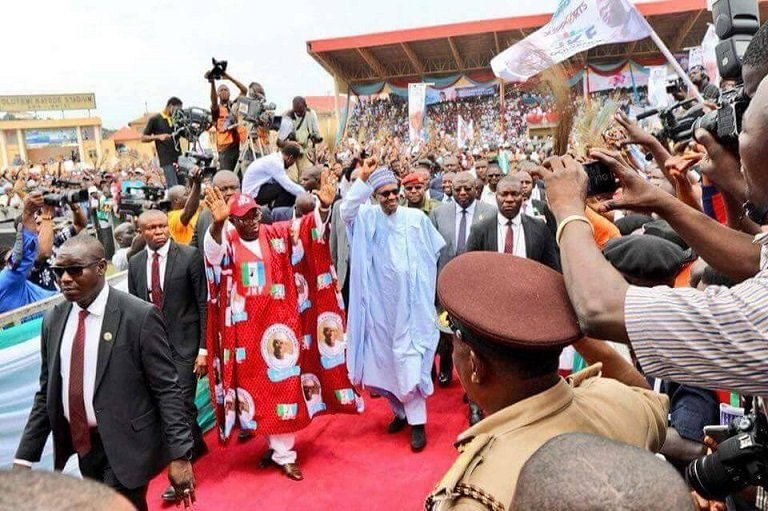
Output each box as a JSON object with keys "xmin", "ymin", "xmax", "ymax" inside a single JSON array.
[{"xmin": 0, "ymin": 271, "xmax": 128, "ymax": 330}]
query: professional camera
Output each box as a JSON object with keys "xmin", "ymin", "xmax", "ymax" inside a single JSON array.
[
  {"xmin": 686, "ymin": 410, "xmax": 768, "ymax": 501},
  {"xmin": 177, "ymin": 149, "xmax": 216, "ymax": 179},
  {"xmin": 172, "ymin": 107, "xmax": 212, "ymax": 141},
  {"xmin": 692, "ymin": 86, "xmax": 750, "ymax": 147},
  {"xmin": 40, "ymin": 178, "xmax": 89, "ymax": 207},
  {"xmin": 637, "ymin": 99, "xmax": 705, "ymax": 144},
  {"xmin": 204, "ymin": 57, "xmax": 228, "ymax": 81},
  {"xmin": 119, "ymin": 185, "xmax": 168, "ymax": 217},
  {"xmin": 236, "ymin": 96, "xmax": 281, "ymax": 130}
]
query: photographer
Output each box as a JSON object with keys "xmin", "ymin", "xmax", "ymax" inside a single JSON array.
[
  {"xmin": 142, "ymin": 97, "xmax": 183, "ymax": 187},
  {"xmin": 277, "ymin": 97, "xmax": 322, "ymax": 180},
  {"xmin": 532, "ymin": 74, "xmax": 768, "ymax": 399},
  {"xmin": 29, "ymin": 199, "xmax": 88, "ymax": 291},
  {"xmin": 242, "ymin": 142, "xmax": 305, "ymax": 208},
  {"xmin": 166, "ymin": 167, "xmax": 203, "ymax": 245},
  {"xmin": 209, "ymin": 69, "xmax": 247, "ymax": 171},
  {"xmin": 0, "ymin": 193, "xmax": 56, "ymax": 313},
  {"xmin": 689, "ymin": 65, "xmax": 722, "ymax": 102}
]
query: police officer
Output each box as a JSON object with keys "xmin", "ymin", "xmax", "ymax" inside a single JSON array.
[{"xmin": 426, "ymin": 252, "xmax": 669, "ymax": 511}]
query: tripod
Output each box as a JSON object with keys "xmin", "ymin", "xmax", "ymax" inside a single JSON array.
[{"xmin": 233, "ymin": 121, "xmax": 267, "ymax": 179}]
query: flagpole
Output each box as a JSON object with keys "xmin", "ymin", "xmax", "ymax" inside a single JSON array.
[{"xmin": 638, "ymin": 15, "xmax": 705, "ymax": 104}]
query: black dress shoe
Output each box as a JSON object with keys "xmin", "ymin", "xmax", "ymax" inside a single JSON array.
[
  {"xmin": 438, "ymin": 372, "xmax": 452, "ymax": 388},
  {"xmin": 258, "ymin": 449, "xmax": 275, "ymax": 468},
  {"xmin": 161, "ymin": 485, "xmax": 176, "ymax": 502},
  {"xmin": 468, "ymin": 402, "xmax": 485, "ymax": 426},
  {"xmin": 410, "ymin": 425, "xmax": 427, "ymax": 452},
  {"xmin": 387, "ymin": 416, "xmax": 408, "ymax": 434},
  {"xmin": 238, "ymin": 429, "xmax": 253, "ymax": 442}
]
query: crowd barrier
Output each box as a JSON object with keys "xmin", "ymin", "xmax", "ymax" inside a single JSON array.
[{"xmin": 0, "ymin": 272, "xmax": 215, "ymax": 471}]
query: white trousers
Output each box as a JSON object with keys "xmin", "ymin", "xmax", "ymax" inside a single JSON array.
[
  {"xmin": 268, "ymin": 434, "xmax": 296, "ymax": 465},
  {"xmin": 372, "ymin": 387, "xmax": 427, "ymax": 425}
]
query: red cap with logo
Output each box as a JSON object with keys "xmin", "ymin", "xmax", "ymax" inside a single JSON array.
[{"xmin": 227, "ymin": 192, "xmax": 259, "ymax": 217}]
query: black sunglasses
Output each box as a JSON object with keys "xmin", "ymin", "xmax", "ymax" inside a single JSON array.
[
  {"xmin": 378, "ymin": 189, "xmax": 400, "ymax": 198},
  {"xmin": 50, "ymin": 261, "xmax": 100, "ymax": 278}
]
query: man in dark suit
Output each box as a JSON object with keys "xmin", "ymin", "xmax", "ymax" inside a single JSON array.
[
  {"xmin": 518, "ymin": 169, "xmax": 557, "ymax": 238},
  {"xmin": 191, "ymin": 169, "xmax": 272, "ymax": 254},
  {"xmin": 128, "ymin": 209, "xmax": 208, "ymax": 502},
  {"xmin": 466, "ymin": 175, "xmax": 560, "ymax": 272},
  {"xmin": 14, "ymin": 235, "xmax": 195, "ymax": 511},
  {"xmin": 430, "ymin": 171, "xmax": 496, "ymax": 426}
]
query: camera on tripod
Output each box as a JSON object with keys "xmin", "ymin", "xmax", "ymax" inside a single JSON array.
[
  {"xmin": 204, "ymin": 58, "xmax": 227, "ymax": 81},
  {"xmin": 236, "ymin": 96, "xmax": 281, "ymax": 131},
  {"xmin": 172, "ymin": 107, "xmax": 212, "ymax": 141},
  {"xmin": 40, "ymin": 179, "xmax": 89, "ymax": 207},
  {"xmin": 686, "ymin": 409, "xmax": 768, "ymax": 501}
]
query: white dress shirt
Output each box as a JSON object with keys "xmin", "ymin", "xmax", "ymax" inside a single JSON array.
[
  {"xmin": 454, "ymin": 201, "xmax": 477, "ymax": 249},
  {"xmin": 241, "ymin": 152, "xmax": 305, "ymax": 199},
  {"xmin": 61, "ymin": 284, "xmax": 110, "ymax": 427},
  {"xmin": 496, "ymin": 212, "xmax": 527, "ymax": 258},
  {"xmin": 521, "ymin": 199, "xmax": 537, "ymax": 218},
  {"xmin": 480, "ymin": 185, "xmax": 496, "ymax": 206},
  {"xmin": 145, "ymin": 240, "xmax": 170, "ymax": 293}
]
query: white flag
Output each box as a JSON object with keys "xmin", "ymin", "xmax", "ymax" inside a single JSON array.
[
  {"xmin": 408, "ymin": 83, "xmax": 427, "ymax": 143},
  {"xmin": 491, "ymin": 0, "xmax": 651, "ymax": 82},
  {"xmin": 647, "ymin": 66, "xmax": 671, "ymax": 108}
]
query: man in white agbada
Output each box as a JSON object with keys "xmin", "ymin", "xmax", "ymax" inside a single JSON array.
[{"xmin": 341, "ymin": 158, "xmax": 445, "ymax": 452}]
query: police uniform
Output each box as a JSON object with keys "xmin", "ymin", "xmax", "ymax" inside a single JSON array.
[{"xmin": 427, "ymin": 253, "xmax": 669, "ymax": 511}]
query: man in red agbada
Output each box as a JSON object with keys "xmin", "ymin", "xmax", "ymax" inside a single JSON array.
[{"xmin": 202, "ymin": 171, "xmax": 360, "ymax": 481}]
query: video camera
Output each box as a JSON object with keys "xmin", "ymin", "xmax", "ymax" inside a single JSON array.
[
  {"xmin": 692, "ymin": 86, "xmax": 750, "ymax": 147},
  {"xmin": 686, "ymin": 408, "xmax": 768, "ymax": 501},
  {"xmin": 177, "ymin": 150, "xmax": 216, "ymax": 179},
  {"xmin": 119, "ymin": 185, "xmax": 168, "ymax": 217},
  {"xmin": 172, "ymin": 107, "xmax": 212, "ymax": 141},
  {"xmin": 40, "ymin": 178, "xmax": 89, "ymax": 207},
  {"xmin": 236, "ymin": 95, "xmax": 281, "ymax": 131},
  {"xmin": 636, "ymin": 99, "xmax": 705, "ymax": 144},
  {"xmin": 204, "ymin": 58, "xmax": 227, "ymax": 81}
]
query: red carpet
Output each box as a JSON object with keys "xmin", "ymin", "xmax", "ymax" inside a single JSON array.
[{"xmin": 148, "ymin": 379, "xmax": 468, "ymax": 511}]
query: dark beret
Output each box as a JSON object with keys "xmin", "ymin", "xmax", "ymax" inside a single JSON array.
[
  {"xmin": 643, "ymin": 219, "xmax": 689, "ymax": 250},
  {"xmin": 603, "ymin": 235, "xmax": 685, "ymax": 283},
  {"xmin": 438, "ymin": 252, "xmax": 581, "ymax": 350},
  {"xmin": 615, "ymin": 214, "xmax": 654, "ymax": 236}
]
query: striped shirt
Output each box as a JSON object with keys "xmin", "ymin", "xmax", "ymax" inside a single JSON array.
[{"xmin": 625, "ymin": 234, "xmax": 768, "ymax": 397}]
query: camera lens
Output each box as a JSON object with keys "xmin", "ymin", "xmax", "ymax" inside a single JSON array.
[{"xmin": 685, "ymin": 437, "xmax": 748, "ymax": 500}]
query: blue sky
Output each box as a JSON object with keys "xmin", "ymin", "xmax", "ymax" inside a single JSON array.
[{"xmin": 4, "ymin": 0, "xmax": 656, "ymax": 128}]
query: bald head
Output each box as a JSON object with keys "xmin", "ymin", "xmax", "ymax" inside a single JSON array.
[
  {"xmin": 0, "ymin": 469, "xmax": 135, "ymax": 511},
  {"xmin": 138, "ymin": 209, "xmax": 167, "ymax": 227},
  {"xmin": 453, "ymin": 171, "xmax": 477, "ymax": 208},
  {"xmin": 113, "ymin": 222, "xmax": 136, "ymax": 248},
  {"xmin": 60, "ymin": 234, "xmax": 106, "ymax": 261},
  {"xmin": 513, "ymin": 433, "xmax": 694, "ymax": 511},
  {"xmin": 300, "ymin": 165, "xmax": 323, "ymax": 192},
  {"xmin": 212, "ymin": 170, "xmax": 240, "ymax": 202},
  {"xmin": 168, "ymin": 185, "xmax": 187, "ymax": 209},
  {"xmin": 295, "ymin": 193, "xmax": 316, "ymax": 217}
]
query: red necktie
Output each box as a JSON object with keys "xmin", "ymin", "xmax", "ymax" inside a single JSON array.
[
  {"xmin": 69, "ymin": 309, "xmax": 91, "ymax": 457},
  {"xmin": 151, "ymin": 252, "xmax": 163, "ymax": 309},
  {"xmin": 504, "ymin": 220, "xmax": 514, "ymax": 254}
]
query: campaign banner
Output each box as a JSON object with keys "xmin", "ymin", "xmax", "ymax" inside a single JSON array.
[
  {"xmin": 491, "ymin": 0, "xmax": 651, "ymax": 82},
  {"xmin": 456, "ymin": 115, "xmax": 474, "ymax": 148},
  {"xmin": 647, "ymin": 66, "xmax": 671, "ymax": 108},
  {"xmin": 587, "ymin": 65, "xmax": 649, "ymax": 92},
  {"xmin": 408, "ymin": 83, "xmax": 427, "ymax": 143}
]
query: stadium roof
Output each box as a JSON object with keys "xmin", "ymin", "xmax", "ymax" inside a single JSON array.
[{"xmin": 308, "ymin": 0, "xmax": 768, "ymax": 86}]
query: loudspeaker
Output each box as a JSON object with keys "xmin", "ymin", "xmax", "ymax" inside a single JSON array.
[{"xmin": 712, "ymin": 0, "xmax": 760, "ymax": 39}]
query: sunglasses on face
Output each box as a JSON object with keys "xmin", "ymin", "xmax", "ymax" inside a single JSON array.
[
  {"xmin": 51, "ymin": 261, "xmax": 100, "ymax": 278},
  {"xmin": 454, "ymin": 186, "xmax": 473, "ymax": 192},
  {"xmin": 404, "ymin": 185, "xmax": 423, "ymax": 192},
  {"xmin": 378, "ymin": 189, "xmax": 400, "ymax": 198}
]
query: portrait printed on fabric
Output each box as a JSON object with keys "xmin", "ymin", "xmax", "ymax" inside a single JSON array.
[
  {"xmin": 301, "ymin": 373, "xmax": 327, "ymax": 417},
  {"xmin": 317, "ymin": 312, "xmax": 344, "ymax": 358},
  {"xmin": 261, "ymin": 324, "xmax": 300, "ymax": 369}
]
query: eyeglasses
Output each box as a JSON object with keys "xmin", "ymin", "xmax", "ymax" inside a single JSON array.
[
  {"xmin": 378, "ymin": 189, "xmax": 400, "ymax": 198},
  {"xmin": 453, "ymin": 186, "xmax": 473, "ymax": 192},
  {"xmin": 50, "ymin": 261, "xmax": 100, "ymax": 278},
  {"xmin": 404, "ymin": 186, "xmax": 423, "ymax": 192}
]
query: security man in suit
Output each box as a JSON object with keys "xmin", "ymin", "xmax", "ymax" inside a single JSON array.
[
  {"xmin": 430, "ymin": 172, "xmax": 495, "ymax": 425},
  {"xmin": 128, "ymin": 209, "xmax": 208, "ymax": 503},
  {"xmin": 466, "ymin": 175, "xmax": 560, "ymax": 272},
  {"xmin": 14, "ymin": 235, "xmax": 195, "ymax": 511},
  {"xmin": 426, "ymin": 253, "xmax": 669, "ymax": 511}
]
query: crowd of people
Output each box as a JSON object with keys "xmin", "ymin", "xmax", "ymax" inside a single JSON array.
[{"xmin": 3, "ymin": 18, "xmax": 768, "ymax": 511}]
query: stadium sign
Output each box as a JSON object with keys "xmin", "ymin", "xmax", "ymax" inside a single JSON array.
[{"xmin": 0, "ymin": 93, "xmax": 97, "ymax": 112}]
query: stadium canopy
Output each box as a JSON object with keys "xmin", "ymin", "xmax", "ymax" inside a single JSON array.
[{"xmin": 308, "ymin": 0, "xmax": 768, "ymax": 91}]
